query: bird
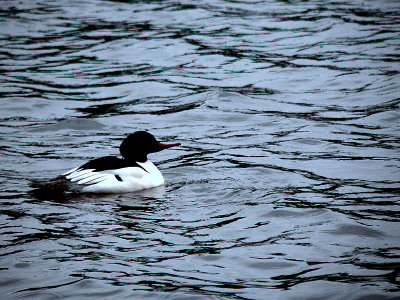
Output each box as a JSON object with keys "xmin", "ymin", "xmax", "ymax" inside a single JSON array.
[{"xmin": 30, "ymin": 131, "xmax": 180, "ymax": 194}]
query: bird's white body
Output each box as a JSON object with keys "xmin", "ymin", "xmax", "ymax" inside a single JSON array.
[{"xmin": 63, "ymin": 160, "xmax": 164, "ymax": 193}]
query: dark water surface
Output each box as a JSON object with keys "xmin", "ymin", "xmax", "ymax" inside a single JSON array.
[{"xmin": 1, "ymin": 0, "xmax": 399, "ymax": 299}]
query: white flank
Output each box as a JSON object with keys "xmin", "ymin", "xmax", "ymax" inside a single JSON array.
[{"xmin": 63, "ymin": 160, "xmax": 165, "ymax": 193}]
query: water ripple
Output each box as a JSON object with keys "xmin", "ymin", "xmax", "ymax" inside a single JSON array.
[{"xmin": 0, "ymin": 0, "xmax": 399, "ymax": 299}]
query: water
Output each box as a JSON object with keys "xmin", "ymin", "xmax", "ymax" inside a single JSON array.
[{"xmin": 1, "ymin": 0, "xmax": 399, "ymax": 299}]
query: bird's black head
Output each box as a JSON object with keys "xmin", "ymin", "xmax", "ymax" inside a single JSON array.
[{"xmin": 119, "ymin": 131, "xmax": 180, "ymax": 162}]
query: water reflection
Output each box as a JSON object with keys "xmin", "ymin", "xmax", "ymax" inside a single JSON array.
[{"xmin": 0, "ymin": 0, "xmax": 399, "ymax": 299}]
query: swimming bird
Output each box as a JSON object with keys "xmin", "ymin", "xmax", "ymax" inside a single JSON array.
[{"xmin": 31, "ymin": 131, "xmax": 180, "ymax": 194}]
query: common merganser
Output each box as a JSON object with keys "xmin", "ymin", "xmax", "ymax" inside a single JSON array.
[{"xmin": 31, "ymin": 131, "xmax": 180, "ymax": 194}]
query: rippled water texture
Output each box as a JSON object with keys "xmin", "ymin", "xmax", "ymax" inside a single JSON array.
[{"xmin": 1, "ymin": 0, "xmax": 399, "ymax": 299}]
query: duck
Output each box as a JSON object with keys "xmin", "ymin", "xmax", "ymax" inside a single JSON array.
[{"xmin": 31, "ymin": 131, "xmax": 180, "ymax": 194}]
